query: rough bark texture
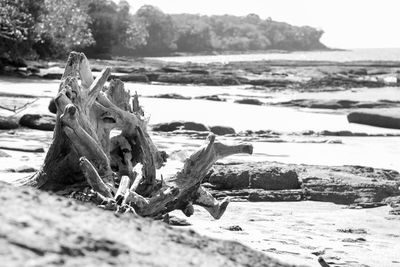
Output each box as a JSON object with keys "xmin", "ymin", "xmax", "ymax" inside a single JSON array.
[{"xmin": 16, "ymin": 52, "xmax": 252, "ymax": 219}]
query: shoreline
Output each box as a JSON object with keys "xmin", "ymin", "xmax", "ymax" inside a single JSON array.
[{"xmin": 1, "ymin": 54, "xmax": 400, "ymax": 266}]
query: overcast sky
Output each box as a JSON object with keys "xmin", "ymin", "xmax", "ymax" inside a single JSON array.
[{"xmin": 124, "ymin": 0, "xmax": 400, "ymax": 49}]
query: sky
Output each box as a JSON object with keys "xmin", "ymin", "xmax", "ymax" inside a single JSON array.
[{"xmin": 124, "ymin": 0, "xmax": 400, "ymax": 49}]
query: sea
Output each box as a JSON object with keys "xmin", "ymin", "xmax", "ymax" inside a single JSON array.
[{"xmin": 150, "ymin": 48, "xmax": 400, "ymax": 63}]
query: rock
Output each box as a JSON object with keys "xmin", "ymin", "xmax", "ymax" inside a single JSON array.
[
  {"xmin": 275, "ymin": 99, "xmax": 399, "ymax": 109},
  {"xmin": 302, "ymin": 165, "xmax": 400, "ymax": 205},
  {"xmin": 207, "ymin": 162, "xmax": 400, "ymax": 206},
  {"xmin": 155, "ymin": 73, "xmax": 240, "ymax": 86},
  {"xmin": 247, "ymin": 79, "xmax": 293, "ymax": 88},
  {"xmin": 183, "ymin": 122, "xmax": 209, "ymax": 132},
  {"xmin": 209, "ymin": 126, "xmax": 235, "ymax": 135},
  {"xmin": 221, "ymin": 225, "xmax": 243, "ymax": 231},
  {"xmin": 113, "ymin": 74, "xmax": 149, "ymax": 83},
  {"xmin": 389, "ymin": 207, "xmax": 400, "ymax": 215},
  {"xmin": 234, "ymin": 98, "xmax": 263, "ymax": 105},
  {"xmin": 195, "ymin": 95, "xmax": 226, "ymax": 102},
  {"xmin": 150, "ymin": 94, "xmax": 191, "ymax": 100},
  {"xmin": 42, "ymin": 73, "xmax": 62, "ymax": 80},
  {"xmin": 249, "ymin": 167, "xmax": 300, "ymax": 190},
  {"xmin": 6, "ymin": 166, "xmax": 37, "ymax": 173},
  {"xmin": 163, "ymin": 215, "xmax": 191, "ymax": 226},
  {"xmin": 348, "ymin": 111, "xmax": 400, "ymax": 129},
  {"xmin": 152, "ymin": 121, "xmax": 208, "ymax": 132},
  {"xmin": 0, "ymin": 116, "xmax": 19, "ymax": 130},
  {"xmin": 188, "ymin": 69, "xmax": 209, "ymax": 75},
  {"xmin": 161, "ymin": 67, "xmax": 182, "ymax": 73},
  {"xmin": 152, "ymin": 121, "xmax": 184, "ymax": 132},
  {"xmin": 319, "ymin": 130, "xmax": 353, "ymax": 136},
  {"xmin": 170, "ymin": 130, "xmax": 210, "ymax": 137},
  {"xmin": 19, "ymin": 114, "xmax": 56, "ymax": 131},
  {"xmin": 48, "ymin": 98, "xmax": 57, "ymax": 114},
  {"xmin": 248, "ymin": 189, "xmax": 304, "ymax": 202},
  {"xmin": 348, "ymin": 68, "xmax": 368, "ymax": 75},
  {"xmin": 337, "ymin": 228, "xmax": 368, "ymax": 234},
  {"xmin": 342, "ymin": 237, "xmax": 366, "ymax": 243},
  {"xmin": 208, "ymin": 163, "xmax": 301, "ymax": 190},
  {"xmin": 27, "ymin": 66, "xmax": 40, "ymax": 74},
  {"xmin": 208, "ymin": 188, "xmax": 304, "ymax": 202},
  {"xmin": 208, "ymin": 168, "xmax": 250, "ymax": 189}
]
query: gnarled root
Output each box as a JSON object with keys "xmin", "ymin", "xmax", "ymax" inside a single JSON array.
[{"xmin": 18, "ymin": 51, "xmax": 253, "ymax": 220}]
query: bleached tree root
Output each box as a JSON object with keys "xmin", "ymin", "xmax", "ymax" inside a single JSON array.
[{"xmin": 16, "ymin": 51, "xmax": 253, "ymax": 219}]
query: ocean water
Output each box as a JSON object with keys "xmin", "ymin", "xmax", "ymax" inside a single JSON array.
[{"xmin": 150, "ymin": 48, "xmax": 400, "ymax": 63}]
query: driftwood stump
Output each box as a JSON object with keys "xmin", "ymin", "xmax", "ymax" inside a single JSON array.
[{"xmin": 17, "ymin": 52, "xmax": 253, "ymax": 219}]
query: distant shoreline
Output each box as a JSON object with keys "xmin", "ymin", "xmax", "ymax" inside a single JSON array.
[{"xmin": 147, "ymin": 47, "xmax": 342, "ymax": 58}]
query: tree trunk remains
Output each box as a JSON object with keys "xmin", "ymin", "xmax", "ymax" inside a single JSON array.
[{"xmin": 16, "ymin": 52, "xmax": 253, "ymax": 219}]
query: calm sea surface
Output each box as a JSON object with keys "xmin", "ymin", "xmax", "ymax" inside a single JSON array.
[{"xmin": 150, "ymin": 48, "xmax": 400, "ymax": 63}]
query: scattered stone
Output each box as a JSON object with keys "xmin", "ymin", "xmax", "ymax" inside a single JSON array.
[
  {"xmin": 311, "ymin": 249, "xmax": 325, "ymax": 256},
  {"xmin": 389, "ymin": 207, "xmax": 400, "ymax": 215},
  {"xmin": 19, "ymin": 114, "xmax": 56, "ymax": 131},
  {"xmin": 149, "ymin": 93, "xmax": 191, "ymax": 100},
  {"xmin": 6, "ymin": 166, "xmax": 37, "ymax": 173},
  {"xmin": 319, "ymin": 130, "xmax": 354, "ymax": 136},
  {"xmin": 188, "ymin": 69, "xmax": 209, "ymax": 75},
  {"xmin": 161, "ymin": 67, "xmax": 182, "ymax": 73},
  {"xmin": 234, "ymin": 98, "xmax": 263, "ymax": 105},
  {"xmin": 163, "ymin": 215, "xmax": 191, "ymax": 226},
  {"xmin": 42, "ymin": 73, "xmax": 62, "ymax": 80},
  {"xmin": 210, "ymin": 126, "xmax": 235, "ymax": 135},
  {"xmin": 183, "ymin": 122, "xmax": 209, "ymax": 132},
  {"xmin": 337, "ymin": 228, "xmax": 368, "ymax": 234},
  {"xmin": 151, "ymin": 121, "xmax": 209, "ymax": 132},
  {"xmin": 274, "ymin": 99, "xmax": 400, "ymax": 109},
  {"xmin": 221, "ymin": 225, "xmax": 243, "ymax": 231},
  {"xmin": 0, "ymin": 116, "xmax": 19, "ymax": 130},
  {"xmin": 0, "ymin": 145, "xmax": 44, "ymax": 153},
  {"xmin": 115, "ymin": 73, "xmax": 149, "ymax": 83},
  {"xmin": 152, "ymin": 121, "xmax": 184, "ymax": 132},
  {"xmin": 48, "ymin": 98, "xmax": 57, "ymax": 114},
  {"xmin": 342, "ymin": 237, "xmax": 366, "ymax": 243},
  {"xmin": 195, "ymin": 95, "xmax": 226, "ymax": 101}
]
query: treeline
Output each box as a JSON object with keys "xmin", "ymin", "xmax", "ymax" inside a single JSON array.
[{"xmin": 0, "ymin": 0, "xmax": 327, "ymax": 64}]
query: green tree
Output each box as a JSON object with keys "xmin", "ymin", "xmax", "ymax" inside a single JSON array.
[
  {"xmin": 0, "ymin": 0, "xmax": 44, "ymax": 63},
  {"xmin": 135, "ymin": 5, "xmax": 177, "ymax": 55},
  {"xmin": 36, "ymin": 0, "xmax": 94, "ymax": 57}
]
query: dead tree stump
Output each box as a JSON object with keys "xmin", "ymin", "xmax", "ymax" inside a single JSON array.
[{"xmin": 16, "ymin": 52, "xmax": 253, "ymax": 219}]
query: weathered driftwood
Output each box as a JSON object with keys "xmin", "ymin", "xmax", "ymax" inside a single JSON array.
[{"xmin": 16, "ymin": 52, "xmax": 252, "ymax": 219}]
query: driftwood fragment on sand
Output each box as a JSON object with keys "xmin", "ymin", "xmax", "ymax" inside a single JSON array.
[{"xmin": 16, "ymin": 52, "xmax": 252, "ymax": 219}]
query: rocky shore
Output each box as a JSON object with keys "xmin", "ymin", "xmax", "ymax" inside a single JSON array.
[
  {"xmin": 2, "ymin": 58, "xmax": 400, "ymax": 91},
  {"xmin": 205, "ymin": 162, "xmax": 400, "ymax": 213},
  {"xmin": 1, "ymin": 56, "xmax": 400, "ymax": 266}
]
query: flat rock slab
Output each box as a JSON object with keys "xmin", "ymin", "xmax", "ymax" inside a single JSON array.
[
  {"xmin": 0, "ymin": 182, "xmax": 293, "ymax": 267},
  {"xmin": 19, "ymin": 113, "xmax": 56, "ymax": 131},
  {"xmin": 0, "ymin": 116, "xmax": 19, "ymax": 130},
  {"xmin": 347, "ymin": 109, "xmax": 400, "ymax": 129},
  {"xmin": 207, "ymin": 162, "xmax": 400, "ymax": 207}
]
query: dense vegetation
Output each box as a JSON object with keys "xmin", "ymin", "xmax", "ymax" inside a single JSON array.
[{"xmin": 0, "ymin": 0, "xmax": 327, "ymax": 65}]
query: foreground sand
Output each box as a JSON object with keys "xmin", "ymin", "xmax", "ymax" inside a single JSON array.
[
  {"xmin": 0, "ymin": 181, "xmax": 295, "ymax": 267},
  {"xmin": 171, "ymin": 202, "xmax": 400, "ymax": 267}
]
